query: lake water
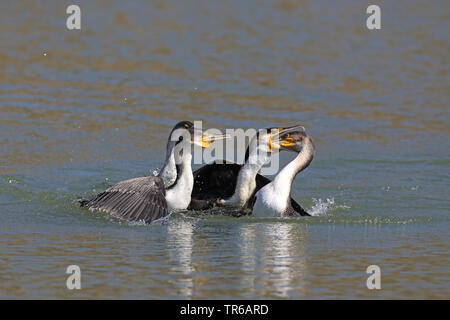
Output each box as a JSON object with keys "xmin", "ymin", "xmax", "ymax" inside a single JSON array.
[{"xmin": 0, "ymin": 0, "xmax": 449, "ymax": 299}]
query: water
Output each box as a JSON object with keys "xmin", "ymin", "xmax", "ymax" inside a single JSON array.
[{"xmin": 0, "ymin": 0, "xmax": 449, "ymax": 299}]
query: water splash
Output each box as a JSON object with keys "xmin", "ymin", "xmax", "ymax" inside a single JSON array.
[
  {"xmin": 125, "ymin": 213, "xmax": 172, "ymax": 226},
  {"xmin": 151, "ymin": 168, "xmax": 161, "ymax": 177},
  {"xmin": 153, "ymin": 213, "xmax": 172, "ymax": 225},
  {"xmin": 309, "ymin": 197, "xmax": 350, "ymax": 216}
]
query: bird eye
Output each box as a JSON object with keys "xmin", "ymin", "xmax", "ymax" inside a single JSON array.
[{"xmin": 179, "ymin": 136, "xmax": 183, "ymax": 142}]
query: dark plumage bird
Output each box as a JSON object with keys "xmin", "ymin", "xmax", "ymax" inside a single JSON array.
[
  {"xmin": 80, "ymin": 121, "xmax": 228, "ymax": 224},
  {"xmin": 188, "ymin": 125, "xmax": 310, "ymax": 216}
]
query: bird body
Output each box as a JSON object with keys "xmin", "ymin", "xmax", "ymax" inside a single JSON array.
[
  {"xmin": 253, "ymin": 132, "xmax": 314, "ymax": 217},
  {"xmin": 188, "ymin": 125, "xmax": 312, "ymax": 217},
  {"xmin": 189, "ymin": 161, "xmax": 309, "ymax": 216},
  {"xmin": 80, "ymin": 121, "xmax": 227, "ymax": 224}
]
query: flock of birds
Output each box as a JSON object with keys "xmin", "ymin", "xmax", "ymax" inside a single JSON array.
[{"xmin": 80, "ymin": 121, "xmax": 315, "ymax": 224}]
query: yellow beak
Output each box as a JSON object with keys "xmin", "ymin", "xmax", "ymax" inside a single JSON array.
[
  {"xmin": 268, "ymin": 125, "xmax": 305, "ymax": 152},
  {"xmin": 200, "ymin": 132, "xmax": 230, "ymax": 148}
]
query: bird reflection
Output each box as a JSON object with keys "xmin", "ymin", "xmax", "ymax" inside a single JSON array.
[
  {"xmin": 238, "ymin": 222, "xmax": 308, "ymax": 298},
  {"xmin": 167, "ymin": 219, "xmax": 195, "ymax": 298}
]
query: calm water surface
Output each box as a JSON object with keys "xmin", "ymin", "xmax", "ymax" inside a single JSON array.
[{"xmin": 0, "ymin": 0, "xmax": 449, "ymax": 299}]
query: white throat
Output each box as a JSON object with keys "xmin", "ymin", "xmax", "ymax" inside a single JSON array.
[
  {"xmin": 165, "ymin": 150, "xmax": 194, "ymax": 211},
  {"xmin": 222, "ymin": 136, "xmax": 271, "ymax": 208},
  {"xmin": 272, "ymin": 139, "xmax": 314, "ymax": 194},
  {"xmin": 157, "ymin": 142, "xmax": 177, "ymax": 187},
  {"xmin": 254, "ymin": 138, "xmax": 314, "ymax": 217}
]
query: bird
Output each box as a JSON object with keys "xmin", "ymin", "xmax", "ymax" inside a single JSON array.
[
  {"xmin": 253, "ymin": 129, "xmax": 314, "ymax": 217},
  {"xmin": 80, "ymin": 121, "xmax": 228, "ymax": 224},
  {"xmin": 187, "ymin": 125, "xmax": 310, "ymax": 216}
]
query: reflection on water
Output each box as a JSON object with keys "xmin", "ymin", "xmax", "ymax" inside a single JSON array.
[
  {"xmin": 238, "ymin": 223, "xmax": 308, "ymax": 298},
  {"xmin": 165, "ymin": 220, "xmax": 310, "ymax": 299},
  {"xmin": 0, "ymin": 0, "xmax": 449, "ymax": 299},
  {"xmin": 167, "ymin": 219, "xmax": 195, "ymax": 298},
  {"xmin": 238, "ymin": 223, "xmax": 258, "ymax": 295},
  {"xmin": 264, "ymin": 224, "xmax": 308, "ymax": 297}
]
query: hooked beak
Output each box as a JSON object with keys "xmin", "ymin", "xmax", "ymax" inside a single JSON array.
[
  {"xmin": 268, "ymin": 125, "xmax": 305, "ymax": 152},
  {"xmin": 194, "ymin": 129, "xmax": 230, "ymax": 148}
]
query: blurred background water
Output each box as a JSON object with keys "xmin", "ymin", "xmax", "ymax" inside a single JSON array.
[{"xmin": 0, "ymin": 0, "xmax": 449, "ymax": 299}]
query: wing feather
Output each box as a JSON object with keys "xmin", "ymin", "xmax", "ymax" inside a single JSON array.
[{"xmin": 82, "ymin": 176, "xmax": 169, "ymax": 224}]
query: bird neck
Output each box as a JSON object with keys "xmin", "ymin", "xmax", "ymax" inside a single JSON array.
[
  {"xmin": 165, "ymin": 151, "xmax": 194, "ymax": 210},
  {"xmin": 271, "ymin": 138, "xmax": 315, "ymax": 202},
  {"xmin": 225, "ymin": 136, "xmax": 270, "ymax": 207},
  {"xmin": 158, "ymin": 142, "xmax": 177, "ymax": 187}
]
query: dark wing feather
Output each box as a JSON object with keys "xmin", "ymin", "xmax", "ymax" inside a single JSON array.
[
  {"xmin": 189, "ymin": 161, "xmax": 310, "ymax": 216},
  {"xmin": 190, "ymin": 162, "xmax": 242, "ymax": 203},
  {"xmin": 81, "ymin": 176, "xmax": 169, "ymax": 223}
]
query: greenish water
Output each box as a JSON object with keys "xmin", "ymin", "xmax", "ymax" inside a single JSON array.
[{"xmin": 0, "ymin": 0, "xmax": 449, "ymax": 299}]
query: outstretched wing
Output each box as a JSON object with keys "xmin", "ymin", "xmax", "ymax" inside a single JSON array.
[
  {"xmin": 81, "ymin": 176, "xmax": 169, "ymax": 223},
  {"xmin": 189, "ymin": 161, "xmax": 310, "ymax": 216}
]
